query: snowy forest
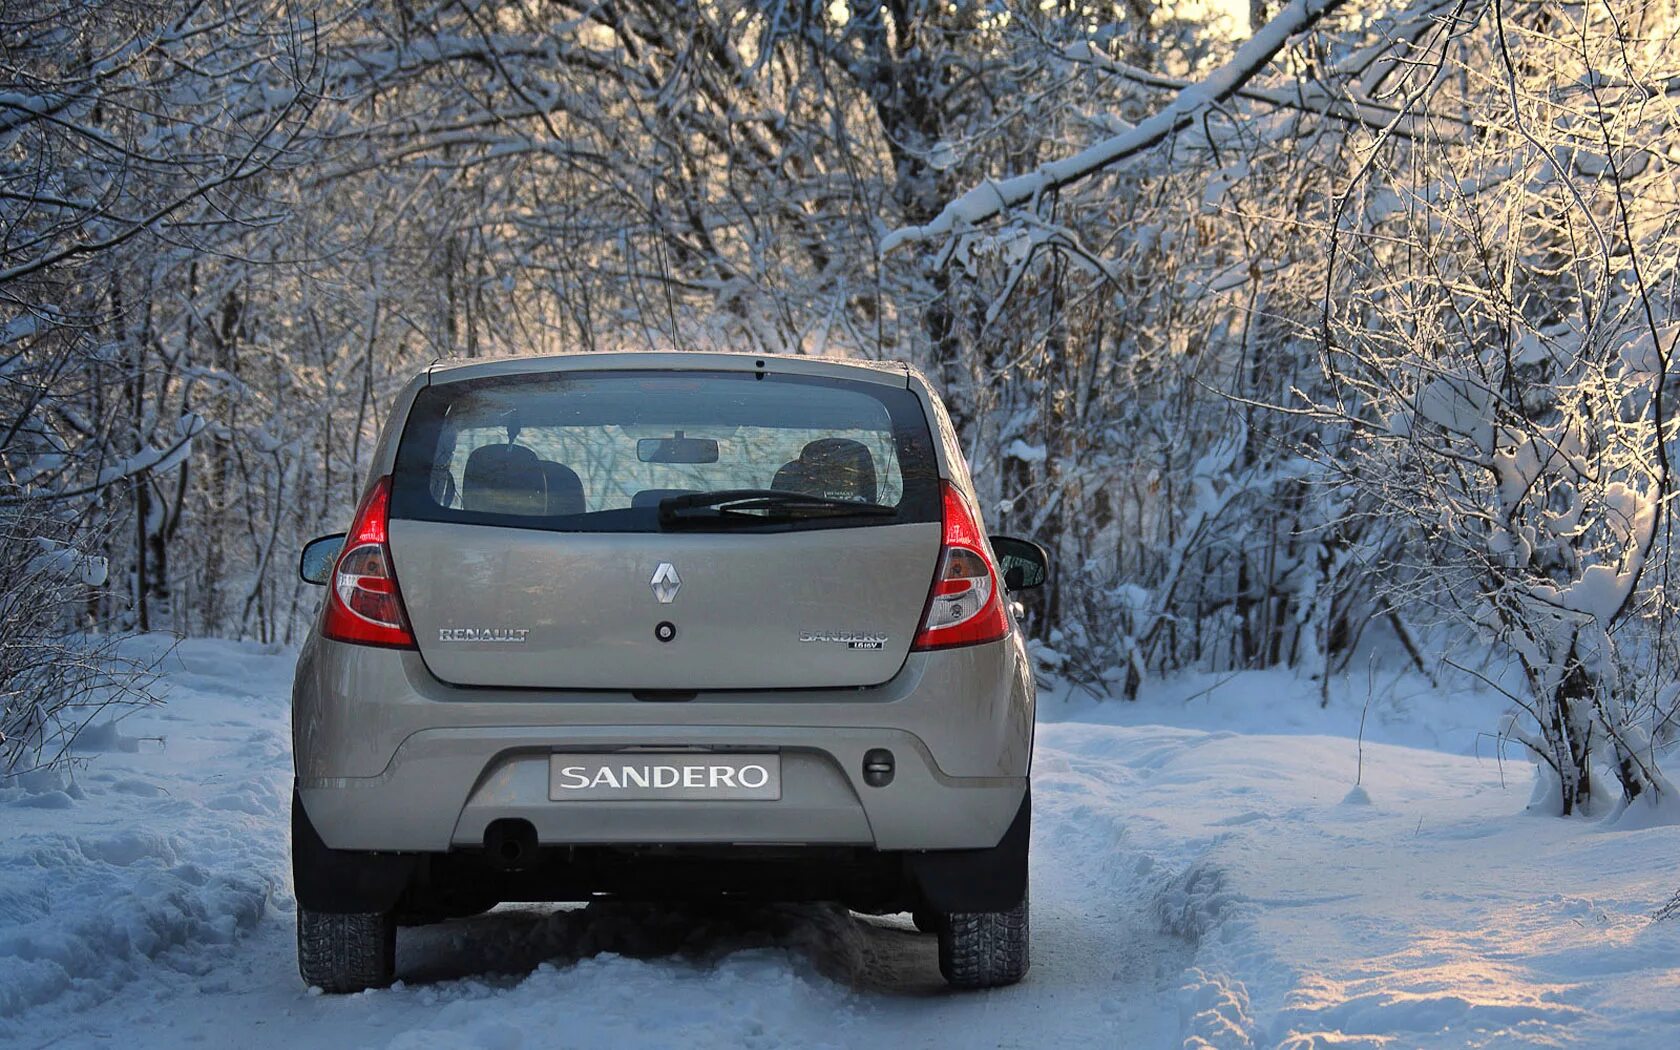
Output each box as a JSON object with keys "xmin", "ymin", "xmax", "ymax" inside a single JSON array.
[{"xmin": 4, "ymin": 0, "xmax": 1679, "ymax": 820}]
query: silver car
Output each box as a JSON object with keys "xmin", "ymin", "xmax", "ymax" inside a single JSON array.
[{"xmin": 292, "ymin": 352, "xmax": 1047, "ymax": 992}]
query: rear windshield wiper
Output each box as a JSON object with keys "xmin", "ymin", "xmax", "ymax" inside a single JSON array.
[{"xmin": 658, "ymin": 489, "xmax": 897, "ymax": 528}]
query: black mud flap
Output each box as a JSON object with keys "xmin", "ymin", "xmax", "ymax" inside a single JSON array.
[
  {"xmin": 292, "ymin": 786, "xmax": 417, "ymax": 914},
  {"xmin": 904, "ymin": 787, "xmax": 1029, "ymax": 914}
]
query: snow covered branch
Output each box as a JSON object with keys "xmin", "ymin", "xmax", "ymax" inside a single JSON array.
[{"xmin": 880, "ymin": 0, "xmax": 1352, "ymax": 255}]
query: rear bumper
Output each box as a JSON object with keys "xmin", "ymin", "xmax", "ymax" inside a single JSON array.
[
  {"xmin": 296, "ymin": 723, "xmax": 1025, "ymax": 852},
  {"xmin": 292, "ymin": 633, "xmax": 1034, "ymax": 854}
]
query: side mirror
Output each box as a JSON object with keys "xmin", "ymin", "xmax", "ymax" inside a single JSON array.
[
  {"xmin": 991, "ymin": 535, "xmax": 1049, "ymax": 591},
  {"xmin": 299, "ymin": 533, "xmax": 346, "ymax": 585}
]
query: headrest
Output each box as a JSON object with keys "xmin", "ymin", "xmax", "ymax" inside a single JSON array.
[
  {"xmin": 771, "ymin": 438, "xmax": 878, "ymax": 503},
  {"xmin": 462, "ymin": 444, "xmax": 547, "ymax": 516}
]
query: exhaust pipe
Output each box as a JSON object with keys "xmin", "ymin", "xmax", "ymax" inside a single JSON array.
[{"xmin": 484, "ymin": 818, "xmax": 539, "ymax": 871}]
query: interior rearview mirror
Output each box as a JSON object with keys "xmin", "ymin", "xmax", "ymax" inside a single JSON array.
[
  {"xmin": 638, "ymin": 431, "xmax": 720, "ymax": 464},
  {"xmin": 299, "ymin": 533, "xmax": 346, "ymax": 585},
  {"xmin": 990, "ymin": 535, "xmax": 1049, "ymax": 591}
]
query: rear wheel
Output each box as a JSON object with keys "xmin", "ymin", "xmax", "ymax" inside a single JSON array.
[
  {"xmin": 296, "ymin": 909, "xmax": 396, "ymax": 993},
  {"xmin": 936, "ymin": 892, "xmax": 1029, "ymax": 989}
]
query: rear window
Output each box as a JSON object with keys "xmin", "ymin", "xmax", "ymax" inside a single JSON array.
[{"xmin": 389, "ymin": 369, "xmax": 940, "ymax": 532}]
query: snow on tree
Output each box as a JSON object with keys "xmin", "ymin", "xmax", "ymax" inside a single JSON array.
[{"xmin": 1307, "ymin": 0, "xmax": 1680, "ymax": 815}]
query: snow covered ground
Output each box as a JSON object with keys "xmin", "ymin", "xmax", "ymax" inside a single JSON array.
[{"xmin": 2, "ymin": 638, "xmax": 1676, "ymax": 1049}]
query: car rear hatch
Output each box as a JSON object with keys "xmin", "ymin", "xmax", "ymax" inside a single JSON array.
[{"xmin": 384, "ymin": 367, "xmax": 943, "ymax": 690}]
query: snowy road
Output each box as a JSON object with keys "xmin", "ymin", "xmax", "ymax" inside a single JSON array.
[
  {"xmin": 2, "ymin": 641, "xmax": 1190, "ymax": 1049},
  {"xmin": 4, "ymin": 640, "xmax": 1677, "ymax": 1049}
]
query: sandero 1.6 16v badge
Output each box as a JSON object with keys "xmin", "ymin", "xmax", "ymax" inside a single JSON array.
[
  {"xmin": 799, "ymin": 629, "xmax": 889, "ymax": 650},
  {"xmin": 291, "ymin": 351, "xmax": 1051, "ymax": 995}
]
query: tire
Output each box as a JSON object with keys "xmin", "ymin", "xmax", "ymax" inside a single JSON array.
[
  {"xmin": 297, "ymin": 908, "xmax": 396, "ymax": 993},
  {"xmin": 936, "ymin": 892, "xmax": 1029, "ymax": 989}
]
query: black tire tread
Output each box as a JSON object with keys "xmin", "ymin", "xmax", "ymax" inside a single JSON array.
[
  {"xmin": 937, "ymin": 895, "xmax": 1029, "ymax": 988},
  {"xmin": 297, "ymin": 909, "xmax": 396, "ymax": 993}
]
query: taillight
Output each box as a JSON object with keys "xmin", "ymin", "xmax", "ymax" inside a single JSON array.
[
  {"xmin": 320, "ymin": 476, "xmax": 416, "ymax": 649},
  {"xmin": 912, "ymin": 482, "xmax": 1010, "ymax": 650}
]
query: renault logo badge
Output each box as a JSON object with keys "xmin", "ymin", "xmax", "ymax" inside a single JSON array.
[{"xmin": 650, "ymin": 562, "xmax": 681, "ymax": 604}]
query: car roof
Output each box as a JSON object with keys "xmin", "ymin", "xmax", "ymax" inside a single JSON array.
[{"xmin": 425, "ymin": 351, "xmax": 913, "ymax": 388}]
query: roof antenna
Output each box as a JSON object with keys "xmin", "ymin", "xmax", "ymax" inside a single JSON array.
[{"xmin": 654, "ymin": 233, "xmax": 680, "ymax": 349}]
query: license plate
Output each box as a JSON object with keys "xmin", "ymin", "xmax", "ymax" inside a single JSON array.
[{"xmin": 548, "ymin": 753, "xmax": 781, "ymax": 801}]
